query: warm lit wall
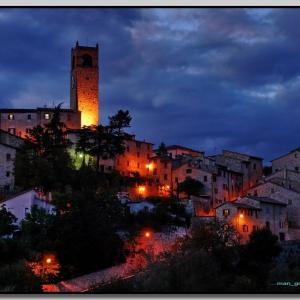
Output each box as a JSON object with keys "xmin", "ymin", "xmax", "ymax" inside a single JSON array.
[
  {"xmin": 70, "ymin": 44, "xmax": 99, "ymax": 127},
  {"xmin": 115, "ymin": 139, "xmax": 153, "ymax": 178}
]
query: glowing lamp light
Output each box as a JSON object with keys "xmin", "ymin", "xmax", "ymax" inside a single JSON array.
[
  {"xmin": 165, "ymin": 185, "xmax": 170, "ymax": 190},
  {"xmin": 239, "ymin": 213, "xmax": 244, "ymax": 219},
  {"xmin": 138, "ymin": 186, "xmax": 146, "ymax": 194},
  {"xmin": 46, "ymin": 258, "xmax": 52, "ymax": 264},
  {"xmin": 146, "ymin": 163, "xmax": 154, "ymax": 171},
  {"xmin": 79, "ymin": 153, "xmax": 83, "ymax": 158},
  {"xmin": 145, "ymin": 231, "xmax": 151, "ymax": 238}
]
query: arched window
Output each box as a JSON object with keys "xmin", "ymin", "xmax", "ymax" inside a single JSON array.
[{"xmin": 81, "ymin": 54, "xmax": 93, "ymax": 67}]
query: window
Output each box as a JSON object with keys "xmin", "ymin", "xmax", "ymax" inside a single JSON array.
[
  {"xmin": 27, "ymin": 114, "xmax": 31, "ymax": 120},
  {"xmin": 288, "ymin": 199, "xmax": 292, "ymax": 205},
  {"xmin": 266, "ymin": 221, "xmax": 270, "ymax": 229},
  {"xmin": 8, "ymin": 114, "xmax": 14, "ymax": 120},
  {"xmin": 164, "ymin": 162, "xmax": 168, "ymax": 169},
  {"xmin": 153, "ymin": 168, "xmax": 157, "ymax": 175},
  {"xmin": 127, "ymin": 161, "xmax": 129, "ymax": 167},
  {"xmin": 137, "ymin": 163, "xmax": 140, "ymax": 169},
  {"xmin": 223, "ymin": 184, "xmax": 227, "ymax": 190},
  {"xmin": 253, "ymin": 225, "xmax": 259, "ymax": 232},
  {"xmin": 108, "ymin": 166, "xmax": 112, "ymax": 171},
  {"xmin": 6, "ymin": 153, "xmax": 11, "ymax": 161},
  {"xmin": 6, "ymin": 171, "xmax": 10, "ymax": 177},
  {"xmin": 242, "ymin": 225, "xmax": 249, "ymax": 232},
  {"xmin": 81, "ymin": 54, "xmax": 93, "ymax": 67},
  {"xmin": 164, "ymin": 174, "xmax": 168, "ymax": 181},
  {"xmin": 253, "ymin": 163, "xmax": 257, "ymax": 170},
  {"xmin": 44, "ymin": 113, "xmax": 50, "ymax": 120},
  {"xmin": 213, "ymin": 175, "xmax": 217, "ymax": 182},
  {"xmin": 8, "ymin": 128, "xmax": 15, "ymax": 135},
  {"xmin": 254, "ymin": 190, "xmax": 258, "ymax": 196},
  {"xmin": 136, "ymin": 142, "xmax": 141, "ymax": 148},
  {"xmin": 186, "ymin": 169, "xmax": 192, "ymax": 174},
  {"xmin": 296, "ymin": 167, "xmax": 299, "ymax": 172},
  {"xmin": 223, "ymin": 209, "xmax": 230, "ymax": 217},
  {"xmin": 279, "ymin": 221, "xmax": 284, "ymax": 229},
  {"xmin": 67, "ymin": 114, "xmax": 71, "ymax": 121},
  {"xmin": 204, "ymin": 176, "xmax": 207, "ymax": 182},
  {"xmin": 295, "ymin": 153, "xmax": 298, "ymax": 158},
  {"xmin": 137, "ymin": 152, "xmax": 140, "ymax": 158},
  {"xmin": 127, "ymin": 146, "xmax": 130, "ymax": 152},
  {"xmin": 214, "ymin": 188, "xmax": 218, "ymax": 193}
]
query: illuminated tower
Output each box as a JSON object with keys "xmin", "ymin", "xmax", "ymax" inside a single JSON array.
[{"xmin": 70, "ymin": 41, "xmax": 99, "ymax": 126}]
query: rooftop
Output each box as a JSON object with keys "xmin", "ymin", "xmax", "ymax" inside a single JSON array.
[
  {"xmin": 165, "ymin": 144, "xmax": 204, "ymax": 154},
  {"xmin": 247, "ymin": 196, "xmax": 287, "ymax": 206}
]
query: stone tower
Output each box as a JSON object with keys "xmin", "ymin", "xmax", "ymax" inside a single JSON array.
[{"xmin": 70, "ymin": 41, "xmax": 99, "ymax": 127}]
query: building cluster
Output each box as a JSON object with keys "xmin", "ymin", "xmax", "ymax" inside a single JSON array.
[{"xmin": 0, "ymin": 42, "xmax": 300, "ymax": 243}]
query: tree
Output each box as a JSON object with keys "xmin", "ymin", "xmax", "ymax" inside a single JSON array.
[
  {"xmin": 156, "ymin": 142, "xmax": 168, "ymax": 157},
  {"xmin": 177, "ymin": 177, "xmax": 204, "ymax": 198},
  {"xmin": 78, "ymin": 110, "xmax": 132, "ymax": 173},
  {"xmin": 0, "ymin": 205, "xmax": 17, "ymax": 237},
  {"xmin": 16, "ymin": 104, "xmax": 72, "ymax": 191},
  {"xmin": 75, "ymin": 126, "xmax": 93, "ymax": 167},
  {"xmin": 109, "ymin": 109, "xmax": 132, "ymax": 136},
  {"xmin": 237, "ymin": 228, "xmax": 281, "ymax": 290}
]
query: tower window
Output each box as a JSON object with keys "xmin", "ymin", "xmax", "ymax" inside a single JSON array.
[
  {"xmin": 8, "ymin": 114, "xmax": 14, "ymax": 120},
  {"xmin": 44, "ymin": 113, "xmax": 50, "ymax": 120},
  {"xmin": 27, "ymin": 114, "xmax": 31, "ymax": 120},
  {"xmin": 81, "ymin": 54, "xmax": 93, "ymax": 67},
  {"xmin": 6, "ymin": 171, "xmax": 10, "ymax": 177},
  {"xmin": 6, "ymin": 153, "xmax": 11, "ymax": 161}
]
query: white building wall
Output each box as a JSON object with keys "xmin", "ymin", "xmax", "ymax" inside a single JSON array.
[{"xmin": 1, "ymin": 190, "xmax": 55, "ymax": 224}]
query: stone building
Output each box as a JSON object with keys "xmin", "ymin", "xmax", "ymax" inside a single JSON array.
[
  {"xmin": 247, "ymin": 181, "xmax": 300, "ymax": 228},
  {"xmin": 70, "ymin": 41, "xmax": 99, "ymax": 127},
  {"xmin": 271, "ymin": 148, "xmax": 300, "ymax": 173},
  {"xmin": 0, "ymin": 108, "xmax": 81, "ymax": 138},
  {"xmin": 0, "ymin": 130, "xmax": 25, "ymax": 193},
  {"xmin": 165, "ymin": 145, "xmax": 205, "ymax": 159},
  {"xmin": 0, "ymin": 41, "xmax": 99, "ymax": 138},
  {"xmin": 216, "ymin": 196, "xmax": 288, "ymax": 243}
]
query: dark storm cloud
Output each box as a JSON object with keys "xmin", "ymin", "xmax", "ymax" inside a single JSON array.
[{"xmin": 1, "ymin": 8, "xmax": 300, "ymax": 162}]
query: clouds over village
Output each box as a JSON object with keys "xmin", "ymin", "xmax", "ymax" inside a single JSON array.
[{"xmin": 0, "ymin": 8, "xmax": 299, "ymax": 161}]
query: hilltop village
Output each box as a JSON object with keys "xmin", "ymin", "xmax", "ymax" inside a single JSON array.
[{"xmin": 0, "ymin": 41, "xmax": 300, "ymax": 247}]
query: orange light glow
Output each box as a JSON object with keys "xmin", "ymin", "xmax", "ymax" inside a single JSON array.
[
  {"xmin": 138, "ymin": 186, "xmax": 146, "ymax": 194},
  {"xmin": 145, "ymin": 231, "xmax": 151, "ymax": 238},
  {"xmin": 239, "ymin": 213, "xmax": 244, "ymax": 219},
  {"xmin": 146, "ymin": 163, "xmax": 154, "ymax": 171},
  {"xmin": 46, "ymin": 258, "xmax": 52, "ymax": 264},
  {"xmin": 165, "ymin": 185, "xmax": 170, "ymax": 190},
  {"xmin": 81, "ymin": 111, "xmax": 98, "ymax": 127}
]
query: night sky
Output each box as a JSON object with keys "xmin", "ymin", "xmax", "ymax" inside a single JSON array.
[{"xmin": 0, "ymin": 8, "xmax": 299, "ymax": 163}]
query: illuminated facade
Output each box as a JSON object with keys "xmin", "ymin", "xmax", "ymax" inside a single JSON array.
[
  {"xmin": 70, "ymin": 41, "xmax": 99, "ymax": 127},
  {"xmin": 216, "ymin": 196, "xmax": 288, "ymax": 243}
]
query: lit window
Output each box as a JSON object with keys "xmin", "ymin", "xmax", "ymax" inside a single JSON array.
[
  {"xmin": 44, "ymin": 113, "xmax": 50, "ymax": 120},
  {"xmin": 223, "ymin": 209, "xmax": 230, "ymax": 217},
  {"xmin": 8, "ymin": 114, "xmax": 14, "ymax": 120}
]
